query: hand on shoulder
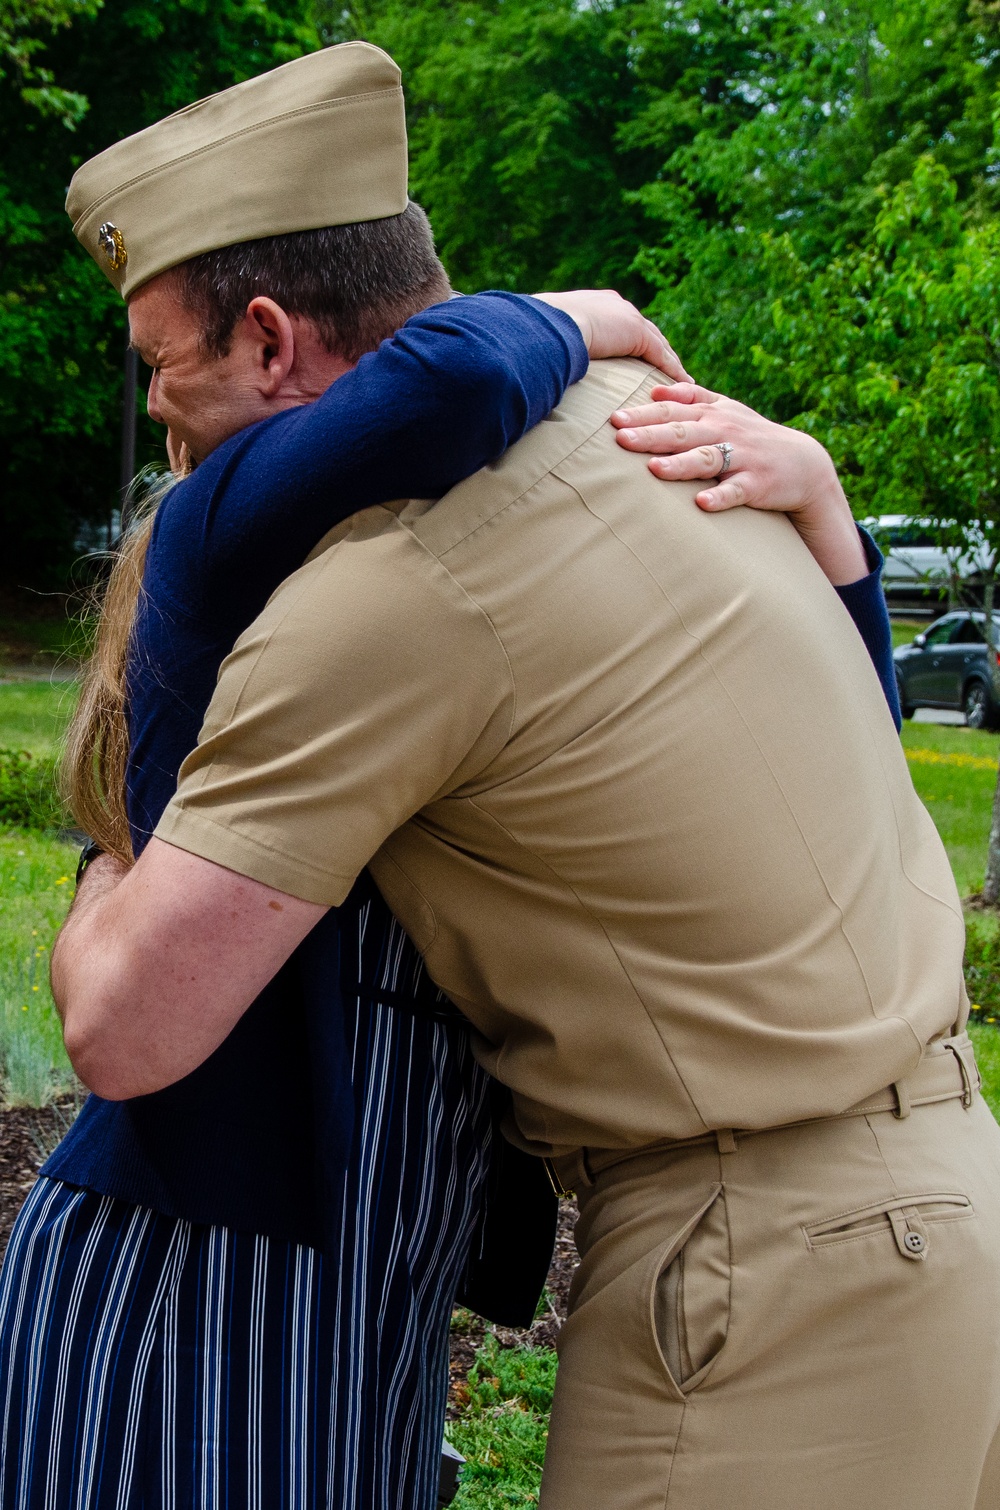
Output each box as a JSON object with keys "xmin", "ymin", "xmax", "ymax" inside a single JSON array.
[
  {"xmin": 534, "ymin": 290, "xmax": 693, "ymax": 385},
  {"xmin": 612, "ymin": 382, "xmax": 869, "ymax": 587}
]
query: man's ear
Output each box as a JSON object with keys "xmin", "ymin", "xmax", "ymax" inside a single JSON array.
[{"xmin": 241, "ymin": 296, "xmax": 296, "ymax": 397}]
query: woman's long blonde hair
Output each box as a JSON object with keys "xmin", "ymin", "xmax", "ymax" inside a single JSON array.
[{"xmin": 61, "ymin": 479, "xmax": 172, "ymax": 865}]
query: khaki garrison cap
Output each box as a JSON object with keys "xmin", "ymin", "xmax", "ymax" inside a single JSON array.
[{"xmin": 66, "ymin": 42, "xmax": 408, "ymax": 300}]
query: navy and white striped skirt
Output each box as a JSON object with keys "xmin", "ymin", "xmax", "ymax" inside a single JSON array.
[{"xmin": 0, "ymin": 993, "xmax": 492, "ymax": 1509}]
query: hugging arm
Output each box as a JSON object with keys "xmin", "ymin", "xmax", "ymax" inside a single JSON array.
[
  {"xmin": 54, "ymin": 539, "xmax": 508, "ymax": 1100},
  {"xmin": 56, "ymin": 332, "xmax": 899, "ymax": 1101},
  {"xmin": 154, "ymin": 291, "xmax": 681, "ymax": 630}
]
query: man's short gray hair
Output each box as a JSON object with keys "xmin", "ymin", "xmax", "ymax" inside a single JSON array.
[{"xmin": 175, "ymin": 201, "xmax": 452, "ymax": 362}]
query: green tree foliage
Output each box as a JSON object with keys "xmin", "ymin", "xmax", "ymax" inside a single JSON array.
[
  {"xmin": 331, "ymin": 0, "xmax": 1000, "ymax": 401},
  {"xmin": 4, "ymin": 0, "xmax": 1000, "ymax": 583},
  {"xmin": 635, "ymin": 0, "xmax": 1000, "ymax": 401},
  {"xmin": 1, "ymin": 0, "xmax": 99, "ymax": 127},
  {"xmin": 322, "ymin": 0, "xmax": 662, "ymax": 296},
  {"xmin": 758, "ymin": 156, "xmax": 1000, "ymax": 534},
  {"xmin": 0, "ymin": 0, "xmax": 317, "ymax": 586}
]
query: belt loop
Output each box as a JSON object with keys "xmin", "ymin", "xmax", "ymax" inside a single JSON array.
[
  {"xmin": 716, "ymin": 1128, "xmax": 738, "ymax": 1155},
  {"xmin": 946, "ymin": 1042, "xmax": 975, "ymax": 1109},
  {"xmin": 892, "ymin": 1080, "xmax": 911, "ymax": 1120}
]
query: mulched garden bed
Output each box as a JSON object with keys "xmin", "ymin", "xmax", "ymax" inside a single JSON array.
[
  {"xmin": 0, "ymin": 1100, "xmax": 578, "ymax": 1404},
  {"xmin": 0, "ymin": 1099, "xmax": 80, "ymax": 1260}
]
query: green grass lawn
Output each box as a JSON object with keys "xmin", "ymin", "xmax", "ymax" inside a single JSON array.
[
  {"xmin": 0, "ymin": 684, "xmax": 79, "ymax": 1104},
  {"xmin": 449, "ymin": 1337, "xmax": 555, "ymax": 1507},
  {"xmin": 891, "ymin": 616, "xmax": 1000, "ymax": 894},
  {"xmin": 0, "ymin": 681, "xmax": 79, "ymax": 756},
  {"xmin": 0, "ymin": 828, "xmax": 78, "ymax": 1105},
  {"xmin": 900, "ymin": 721, "xmax": 1000, "ymax": 896}
]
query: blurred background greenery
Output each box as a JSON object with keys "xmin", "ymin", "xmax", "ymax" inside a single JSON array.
[{"xmin": 4, "ymin": 0, "xmax": 1000, "ymax": 586}]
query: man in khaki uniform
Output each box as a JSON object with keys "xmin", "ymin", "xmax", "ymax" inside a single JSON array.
[
  {"xmin": 59, "ymin": 350, "xmax": 1000, "ymax": 1506},
  {"xmin": 52, "ymin": 65, "xmax": 1000, "ymax": 1510}
]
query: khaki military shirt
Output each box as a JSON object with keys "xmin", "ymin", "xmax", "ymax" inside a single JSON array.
[{"xmin": 156, "ymin": 359, "xmax": 967, "ymax": 1157}]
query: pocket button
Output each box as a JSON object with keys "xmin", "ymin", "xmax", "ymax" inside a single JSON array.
[{"xmin": 903, "ymin": 1231, "xmax": 926, "ymax": 1255}]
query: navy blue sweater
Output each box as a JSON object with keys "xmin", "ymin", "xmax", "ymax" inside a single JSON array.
[{"xmin": 45, "ymin": 296, "xmax": 897, "ymax": 1253}]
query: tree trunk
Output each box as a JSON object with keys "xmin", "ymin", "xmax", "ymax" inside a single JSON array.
[
  {"xmin": 984, "ymin": 765, "xmax": 1000, "ymax": 904},
  {"xmin": 984, "ymin": 571, "xmax": 995, "ymax": 661}
]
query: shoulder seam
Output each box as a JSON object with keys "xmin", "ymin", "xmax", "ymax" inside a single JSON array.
[{"xmin": 433, "ymin": 366, "xmax": 656, "ymax": 561}]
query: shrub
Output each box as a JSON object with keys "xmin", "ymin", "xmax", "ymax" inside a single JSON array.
[
  {"xmin": 0, "ymin": 750, "xmax": 66, "ymax": 830},
  {"xmin": 966, "ymin": 916, "xmax": 1000, "ymax": 1026}
]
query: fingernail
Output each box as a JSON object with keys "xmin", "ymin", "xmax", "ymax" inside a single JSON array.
[
  {"xmin": 619, "ymin": 429, "xmax": 637, "ymax": 443},
  {"xmin": 612, "ymin": 410, "xmax": 631, "ymax": 424}
]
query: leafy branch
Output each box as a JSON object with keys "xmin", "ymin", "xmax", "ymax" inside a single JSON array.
[{"xmin": 0, "ymin": 0, "xmax": 100, "ymax": 128}]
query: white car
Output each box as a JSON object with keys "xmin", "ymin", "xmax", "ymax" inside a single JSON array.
[{"xmin": 863, "ymin": 516, "xmax": 994, "ymax": 601}]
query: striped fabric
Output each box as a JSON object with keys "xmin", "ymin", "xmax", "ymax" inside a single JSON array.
[{"xmin": 0, "ymin": 906, "xmax": 493, "ymax": 1509}]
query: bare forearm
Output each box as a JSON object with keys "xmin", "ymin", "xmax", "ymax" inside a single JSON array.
[
  {"xmin": 51, "ymin": 853, "xmax": 130, "ymax": 1027},
  {"xmin": 784, "ymin": 472, "xmax": 869, "ymax": 586},
  {"xmin": 51, "ymin": 838, "xmax": 324, "ymax": 1099},
  {"xmin": 51, "ymin": 856, "xmax": 149, "ymax": 1096},
  {"xmin": 52, "ymin": 851, "xmax": 220, "ymax": 1098}
]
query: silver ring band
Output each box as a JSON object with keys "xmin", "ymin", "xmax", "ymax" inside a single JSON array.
[{"xmin": 715, "ymin": 442, "xmax": 733, "ymax": 475}]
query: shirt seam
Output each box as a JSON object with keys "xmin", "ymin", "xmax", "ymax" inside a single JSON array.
[
  {"xmin": 382, "ymin": 517, "xmax": 519, "ymax": 757},
  {"xmin": 375, "ymin": 849, "xmax": 439, "ymax": 951},
  {"xmin": 431, "ymin": 368, "xmax": 656, "ymax": 562},
  {"xmin": 552, "ymin": 471, "xmax": 896, "ymax": 1031},
  {"xmin": 462, "ymin": 793, "xmax": 708, "ymax": 1133}
]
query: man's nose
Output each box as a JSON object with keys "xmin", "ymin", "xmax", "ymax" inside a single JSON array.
[{"xmin": 146, "ymin": 373, "xmax": 162, "ymax": 423}]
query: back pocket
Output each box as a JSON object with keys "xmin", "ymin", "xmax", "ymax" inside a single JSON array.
[{"xmin": 804, "ymin": 1192, "xmax": 973, "ymax": 1262}]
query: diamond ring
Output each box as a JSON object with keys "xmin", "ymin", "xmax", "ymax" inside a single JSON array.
[{"xmin": 715, "ymin": 442, "xmax": 734, "ymax": 475}]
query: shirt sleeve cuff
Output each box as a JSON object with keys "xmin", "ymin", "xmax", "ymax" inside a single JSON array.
[
  {"xmin": 835, "ymin": 527, "xmax": 901, "ymax": 731},
  {"xmin": 834, "ymin": 526, "xmax": 884, "ymax": 618},
  {"xmin": 524, "ymin": 297, "xmax": 590, "ymax": 384}
]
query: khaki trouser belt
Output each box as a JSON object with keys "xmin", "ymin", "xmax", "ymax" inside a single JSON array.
[{"xmin": 546, "ymin": 1031, "xmax": 981, "ymax": 1196}]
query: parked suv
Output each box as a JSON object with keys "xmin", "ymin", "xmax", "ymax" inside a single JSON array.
[
  {"xmin": 864, "ymin": 516, "xmax": 992, "ymax": 604},
  {"xmin": 893, "ymin": 611, "xmax": 1000, "ymax": 728}
]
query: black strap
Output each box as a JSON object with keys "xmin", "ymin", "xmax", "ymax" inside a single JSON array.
[
  {"xmin": 356, "ymin": 987, "xmax": 461, "ymax": 1024},
  {"xmin": 75, "ymin": 838, "xmax": 106, "ymax": 887}
]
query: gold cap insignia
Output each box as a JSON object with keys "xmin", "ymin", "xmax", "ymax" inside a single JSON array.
[{"xmin": 97, "ymin": 221, "xmax": 128, "ymax": 273}]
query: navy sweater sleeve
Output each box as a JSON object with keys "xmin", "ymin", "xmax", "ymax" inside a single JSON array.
[
  {"xmin": 835, "ymin": 527, "xmax": 900, "ymax": 730},
  {"xmin": 126, "ymin": 292, "xmax": 586, "ymax": 849},
  {"xmin": 144, "ymin": 292, "xmax": 586, "ymax": 632}
]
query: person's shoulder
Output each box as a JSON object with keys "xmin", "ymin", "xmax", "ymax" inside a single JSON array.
[
  {"xmin": 396, "ymin": 359, "xmax": 668, "ymax": 562},
  {"xmin": 238, "ymin": 503, "xmax": 509, "ymax": 662}
]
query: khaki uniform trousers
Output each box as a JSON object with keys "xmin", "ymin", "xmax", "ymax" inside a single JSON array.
[{"xmin": 540, "ymin": 1034, "xmax": 1000, "ymax": 1510}]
